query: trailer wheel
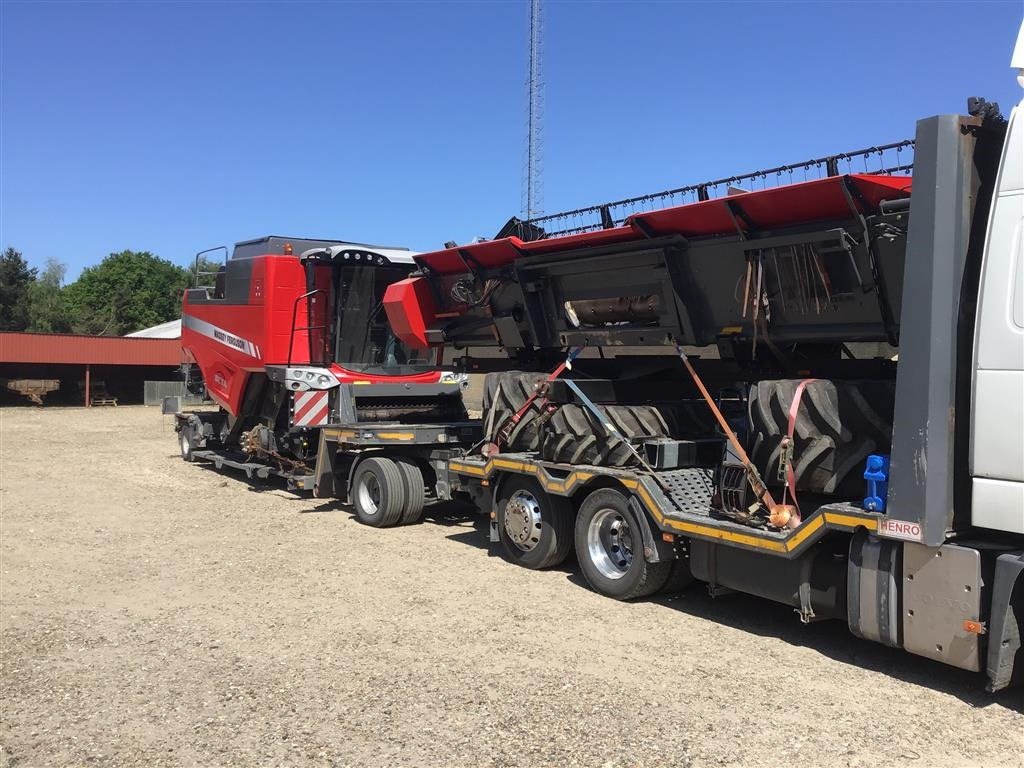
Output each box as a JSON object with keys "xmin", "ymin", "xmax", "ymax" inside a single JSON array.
[
  {"xmin": 352, "ymin": 457, "xmax": 406, "ymax": 528},
  {"xmin": 575, "ymin": 488, "xmax": 671, "ymax": 600},
  {"xmin": 496, "ymin": 476, "xmax": 572, "ymax": 569},
  {"xmin": 179, "ymin": 423, "xmax": 197, "ymax": 462},
  {"xmin": 395, "ymin": 459, "xmax": 426, "ymax": 525}
]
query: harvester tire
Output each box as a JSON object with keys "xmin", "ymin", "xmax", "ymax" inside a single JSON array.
[
  {"xmin": 575, "ymin": 488, "xmax": 671, "ymax": 600},
  {"xmin": 481, "ymin": 371, "xmax": 547, "ymax": 451},
  {"xmin": 352, "ymin": 456, "xmax": 406, "ymax": 528},
  {"xmin": 748, "ymin": 379, "xmax": 895, "ymax": 497},
  {"xmin": 538, "ymin": 404, "xmax": 670, "ymax": 467},
  {"xmin": 395, "ymin": 458, "xmax": 426, "ymax": 525},
  {"xmin": 496, "ymin": 476, "xmax": 573, "ymax": 570}
]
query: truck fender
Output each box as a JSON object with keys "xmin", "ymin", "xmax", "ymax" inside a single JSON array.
[
  {"xmin": 626, "ymin": 495, "xmax": 674, "ymax": 564},
  {"xmin": 987, "ymin": 552, "xmax": 1024, "ymax": 692}
]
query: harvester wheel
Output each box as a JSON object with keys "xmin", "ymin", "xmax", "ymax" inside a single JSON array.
[
  {"xmin": 575, "ymin": 488, "xmax": 671, "ymax": 600},
  {"xmin": 352, "ymin": 457, "xmax": 406, "ymax": 528},
  {"xmin": 481, "ymin": 372, "xmax": 547, "ymax": 451},
  {"xmin": 395, "ymin": 458, "xmax": 426, "ymax": 525},
  {"xmin": 748, "ymin": 379, "xmax": 895, "ymax": 496},
  {"xmin": 496, "ymin": 476, "xmax": 572, "ymax": 570},
  {"xmin": 539, "ymin": 404, "xmax": 670, "ymax": 467}
]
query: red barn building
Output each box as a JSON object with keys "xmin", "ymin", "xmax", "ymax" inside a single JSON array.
[{"xmin": 0, "ymin": 332, "xmax": 183, "ymax": 406}]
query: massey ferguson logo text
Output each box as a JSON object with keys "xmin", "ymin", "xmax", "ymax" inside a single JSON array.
[{"xmin": 213, "ymin": 329, "xmax": 247, "ymax": 352}]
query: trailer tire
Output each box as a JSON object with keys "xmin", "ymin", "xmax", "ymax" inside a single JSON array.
[
  {"xmin": 496, "ymin": 476, "xmax": 572, "ymax": 569},
  {"xmin": 482, "ymin": 372, "xmax": 547, "ymax": 450},
  {"xmin": 575, "ymin": 488, "xmax": 671, "ymax": 600},
  {"xmin": 748, "ymin": 379, "xmax": 895, "ymax": 496},
  {"xmin": 352, "ymin": 457, "xmax": 406, "ymax": 528},
  {"xmin": 395, "ymin": 458, "xmax": 426, "ymax": 525},
  {"xmin": 539, "ymin": 404, "xmax": 670, "ymax": 467},
  {"xmin": 179, "ymin": 423, "xmax": 197, "ymax": 462}
]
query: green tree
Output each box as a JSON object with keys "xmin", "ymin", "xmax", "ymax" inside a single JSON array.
[
  {"xmin": 193, "ymin": 254, "xmax": 225, "ymax": 287},
  {"xmin": 0, "ymin": 247, "xmax": 37, "ymax": 330},
  {"xmin": 27, "ymin": 257, "xmax": 71, "ymax": 333},
  {"xmin": 64, "ymin": 250, "xmax": 190, "ymax": 335}
]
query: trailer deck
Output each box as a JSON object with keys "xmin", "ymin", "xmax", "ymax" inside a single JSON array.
[{"xmin": 448, "ymin": 454, "xmax": 882, "ymax": 558}]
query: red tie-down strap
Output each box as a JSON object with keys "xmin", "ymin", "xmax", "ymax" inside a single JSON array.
[{"xmin": 780, "ymin": 378, "xmax": 817, "ymax": 522}]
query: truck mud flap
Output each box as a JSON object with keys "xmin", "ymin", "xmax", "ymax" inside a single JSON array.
[{"xmin": 987, "ymin": 552, "xmax": 1024, "ymax": 692}]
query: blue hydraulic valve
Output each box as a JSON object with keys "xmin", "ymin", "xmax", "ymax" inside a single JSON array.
[{"xmin": 863, "ymin": 454, "xmax": 890, "ymax": 511}]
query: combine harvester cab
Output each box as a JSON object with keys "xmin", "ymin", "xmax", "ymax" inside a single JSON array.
[{"xmin": 176, "ymin": 236, "xmax": 475, "ymax": 505}]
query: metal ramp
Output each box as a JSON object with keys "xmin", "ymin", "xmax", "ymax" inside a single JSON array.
[{"xmin": 191, "ymin": 449, "xmax": 315, "ymax": 491}]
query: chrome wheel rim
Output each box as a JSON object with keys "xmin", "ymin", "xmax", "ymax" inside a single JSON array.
[
  {"xmin": 180, "ymin": 431, "xmax": 190, "ymax": 457},
  {"xmin": 587, "ymin": 507, "xmax": 635, "ymax": 579},
  {"xmin": 504, "ymin": 490, "xmax": 543, "ymax": 552},
  {"xmin": 357, "ymin": 472, "xmax": 381, "ymax": 516}
]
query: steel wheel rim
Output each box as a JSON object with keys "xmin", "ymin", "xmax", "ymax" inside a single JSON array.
[
  {"xmin": 180, "ymin": 431, "xmax": 189, "ymax": 457},
  {"xmin": 587, "ymin": 507, "xmax": 635, "ymax": 579},
  {"xmin": 504, "ymin": 489, "xmax": 543, "ymax": 552},
  {"xmin": 357, "ymin": 472, "xmax": 381, "ymax": 516}
]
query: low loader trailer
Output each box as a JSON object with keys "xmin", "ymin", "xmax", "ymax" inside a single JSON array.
[{"xmin": 180, "ymin": 29, "xmax": 1024, "ymax": 691}]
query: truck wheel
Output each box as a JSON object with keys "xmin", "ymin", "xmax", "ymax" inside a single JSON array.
[
  {"xmin": 575, "ymin": 488, "xmax": 671, "ymax": 600},
  {"xmin": 395, "ymin": 458, "xmax": 426, "ymax": 525},
  {"xmin": 179, "ymin": 424, "xmax": 197, "ymax": 462},
  {"xmin": 496, "ymin": 476, "xmax": 572, "ymax": 569},
  {"xmin": 352, "ymin": 457, "xmax": 406, "ymax": 528},
  {"xmin": 662, "ymin": 556, "xmax": 696, "ymax": 595}
]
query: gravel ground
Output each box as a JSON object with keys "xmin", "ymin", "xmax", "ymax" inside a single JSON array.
[{"xmin": 1, "ymin": 406, "xmax": 1022, "ymax": 768}]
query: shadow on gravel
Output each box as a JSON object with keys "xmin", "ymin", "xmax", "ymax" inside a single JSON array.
[
  {"xmin": 179, "ymin": 459, "xmax": 1021, "ymax": 709},
  {"xmin": 644, "ymin": 581, "xmax": 1022, "ymax": 711}
]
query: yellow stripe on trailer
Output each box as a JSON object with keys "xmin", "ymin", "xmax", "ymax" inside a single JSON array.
[{"xmin": 448, "ymin": 456, "xmax": 881, "ymax": 557}]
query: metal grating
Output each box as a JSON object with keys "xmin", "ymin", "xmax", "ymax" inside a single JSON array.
[{"xmin": 655, "ymin": 468, "xmax": 715, "ymax": 517}]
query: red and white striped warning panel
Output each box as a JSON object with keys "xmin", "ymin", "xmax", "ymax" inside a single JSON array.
[{"xmin": 292, "ymin": 390, "xmax": 330, "ymax": 427}]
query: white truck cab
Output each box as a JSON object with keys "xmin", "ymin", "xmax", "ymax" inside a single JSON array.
[{"xmin": 970, "ymin": 21, "xmax": 1024, "ymax": 534}]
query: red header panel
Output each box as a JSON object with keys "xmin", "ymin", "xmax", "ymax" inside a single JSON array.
[{"xmin": 414, "ymin": 174, "xmax": 912, "ymax": 275}]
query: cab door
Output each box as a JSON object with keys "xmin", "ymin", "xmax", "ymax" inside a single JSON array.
[{"xmin": 971, "ymin": 97, "xmax": 1024, "ymax": 534}]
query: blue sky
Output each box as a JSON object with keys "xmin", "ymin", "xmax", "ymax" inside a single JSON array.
[{"xmin": 2, "ymin": 1, "xmax": 1022, "ymax": 280}]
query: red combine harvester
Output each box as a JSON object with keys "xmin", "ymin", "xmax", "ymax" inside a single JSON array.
[{"xmin": 175, "ymin": 236, "xmax": 478, "ymax": 520}]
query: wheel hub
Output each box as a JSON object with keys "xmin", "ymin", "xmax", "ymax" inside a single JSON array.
[
  {"xmin": 357, "ymin": 473, "xmax": 381, "ymax": 516},
  {"xmin": 504, "ymin": 490, "xmax": 543, "ymax": 552},
  {"xmin": 587, "ymin": 507, "xmax": 635, "ymax": 580}
]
